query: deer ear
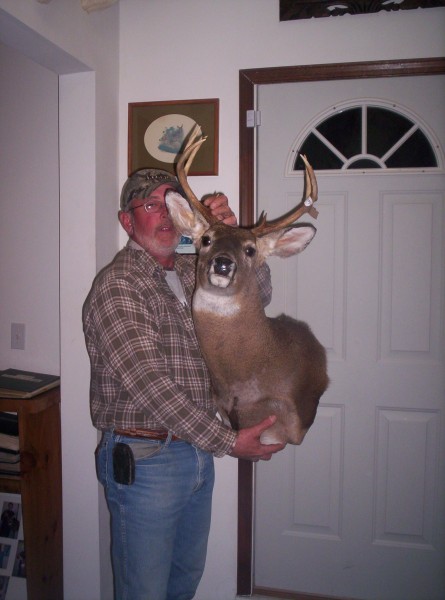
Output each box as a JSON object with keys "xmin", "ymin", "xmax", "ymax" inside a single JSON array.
[
  {"xmin": 165, "ymin": 191, "xmax": 209, "ymax": 242},
  {"xmin": 257, "ymin": 224, "xmax": 316, "ymax": 259}
]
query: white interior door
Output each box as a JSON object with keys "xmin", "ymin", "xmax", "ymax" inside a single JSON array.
[{"xmin": 254, "ymin": 75, "xmax": 445, "ymax": 600}]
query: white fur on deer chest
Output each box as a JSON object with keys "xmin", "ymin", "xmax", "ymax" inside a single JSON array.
[{"xmin": 193, "ymin": 287, "xmax": 241, "ymax": 317}]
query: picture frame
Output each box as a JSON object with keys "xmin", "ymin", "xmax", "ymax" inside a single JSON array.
[
  {"xmin": 0, "ymin": 496, "xmax": 21, "ymax": 546},
  {"xmin": 0, "ymin": 543, "xmax": 13, "ymax": 577},
  {"xmin": 176, "ymin": 235, "xmax": 196, "ymax": 255},
  {"xmin": 0, "ymin": 493, "xmax": 26, "ymax": 599},
  {"xmin": 128, "ymin": 99, "xmax": 219, "ymax": 176},
  {"xmin": 279, "ymin": 0, "xmax": 445, "ymax": 20}
]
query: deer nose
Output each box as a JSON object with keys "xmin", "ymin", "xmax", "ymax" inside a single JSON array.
[{"xmin": 213, "ymin": 256, "xmax": 233, "ymax": 276}]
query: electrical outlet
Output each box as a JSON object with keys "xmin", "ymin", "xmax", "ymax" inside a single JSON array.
[{"xmin": 11, "ymin": 323, "xmax": 25, "ymax": 350}]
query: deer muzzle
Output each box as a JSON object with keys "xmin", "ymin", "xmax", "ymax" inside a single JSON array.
[{"xmin": 209, "ymin": 256, "xmax": 236, "ymax": 288}]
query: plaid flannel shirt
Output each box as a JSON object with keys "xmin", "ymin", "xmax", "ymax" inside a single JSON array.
[{"xmin": 83, "ymin": 241, "xmax": 271, "ymax": 457}]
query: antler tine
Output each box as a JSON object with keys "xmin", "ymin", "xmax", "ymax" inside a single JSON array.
[
  {"xmin": 252, "ymin": 155, "xmax": 319, "ymax": 237},
  {"xmin": 301, "ymin": 153, "xmax": 318, "ymax": 204},
  {"xmin": 182, "ymin": 125, "xmax": 203, "ymax": 176},
  {"xmin": 176, "ymin": 124, "xmax": 219, "ymax": 224}
]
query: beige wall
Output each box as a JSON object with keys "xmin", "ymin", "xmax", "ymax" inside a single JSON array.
[
  {"xmin": 0, "ymin": 1, "xmax": 444, "ymax": 599},
  {"xmin": 118, "ymin": 2, "xmax": 445, "ymax": 599},
  {"xmin": 0, "ymin": 43, "xmax": 59, "ymax": 374},
  {"xmin": 0, "ymin": 3, "xmax": 119, "ymax": 599}
]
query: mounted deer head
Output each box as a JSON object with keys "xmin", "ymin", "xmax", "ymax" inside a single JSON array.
[{"xmin": 166, "ymin": 126, "xmax": 328, "ymax": 445}]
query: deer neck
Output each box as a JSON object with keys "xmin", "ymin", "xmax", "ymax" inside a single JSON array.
[
  {"xmin": 192, "ymin": 281, "xmax": 267, "ymax": 322},
  {"xmin": 192, "ymin": 286, "xmax": 271, "ymax": 362}
]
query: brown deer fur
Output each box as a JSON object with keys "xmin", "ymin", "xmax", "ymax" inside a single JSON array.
[{"xmin": 165, "ymin": 129, "xmax": 328, "ymax": 445}]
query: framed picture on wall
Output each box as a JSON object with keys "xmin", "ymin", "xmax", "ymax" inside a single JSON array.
[
  {"xmin": 279, "ymin": 0, "xmax": 445, "ymax": 20},
  {"xmin": 0, "ymin": 493, "xmax": 26, "ymax": 599},
  {"xmin": 128, "ymin": 98, "xmax": 219, "ymax": 176}
]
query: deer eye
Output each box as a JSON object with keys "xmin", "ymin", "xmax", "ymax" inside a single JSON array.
[
  {"xmin": 201, "ymin": 235, "xmax": 212, "ymax": 247},
  {"xmin": 245, "ymin": 246, "xmax": 256, "ymax": 257}
]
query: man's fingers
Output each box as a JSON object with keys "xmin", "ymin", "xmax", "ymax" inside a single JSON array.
[
  {"xmin": 229, "ymin": 415, "xmax": 285, "ymax": 461},
  {"xmin": 260, "ymin": 454, "xmax": 273, "ymax": 461},
  {"xmin": 203, "ymin": 194, "xmax": 237, "ymax": 226},
  {"xmin": 253, "ymin": 415, "xmax": 277, "ymax": 435},
  {"xmin": 203, "ymin": 193, "xmax": 225, "ymax": 206}
]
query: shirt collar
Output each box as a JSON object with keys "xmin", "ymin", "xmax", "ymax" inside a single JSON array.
[
  {"xmin": 127, "ymin": 238, "xmax": 144, "ymax": 251},
  {"xmin": 125, "ymin": 238, "xmax": 188, "ymax": 277}
]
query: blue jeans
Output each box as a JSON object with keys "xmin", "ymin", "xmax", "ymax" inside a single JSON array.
[{"xmin": 96, "ymin": 431, "xmax": 215, "ymax": 600}]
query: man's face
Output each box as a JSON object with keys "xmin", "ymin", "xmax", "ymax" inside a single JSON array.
[{"xmin": 120, "ymin": 183, "xmax": 181, "ymax": 266}]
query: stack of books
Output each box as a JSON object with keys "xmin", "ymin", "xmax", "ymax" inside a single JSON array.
[
  {"xmin": 0, "ymin": 368, "xmax": 60, "ymax": 399},
  {"xmin": 0, "ymin": 412, "xmax": 20, "ymax": 476},
  {"xmin": 0, "ymin": 369, "xmax": 60, "ymax": 477}
]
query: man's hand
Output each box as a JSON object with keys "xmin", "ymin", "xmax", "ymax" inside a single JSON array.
[
  {"xmin": 229, "ymin": 416, "xmax": 285, "ymax": 461},
  {"xmin": 203, "ymin": 193, "xmax": 237, "ymax": 226}
]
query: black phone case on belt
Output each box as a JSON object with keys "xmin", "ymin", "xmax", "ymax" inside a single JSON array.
[{"xmin": 112, "ymin": 442, "xmax": 135, "ymax": 485}]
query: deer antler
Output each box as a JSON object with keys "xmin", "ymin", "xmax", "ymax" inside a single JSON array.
[
  {"xmin": 252, "ymin": 154, "xmax": 319, "ymax": 237},
  {"xmin": 176, "ymin": 124, "xmax": 219, "ymax": 225}
]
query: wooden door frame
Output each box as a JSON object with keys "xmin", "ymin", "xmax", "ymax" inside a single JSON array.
[{"xmin": 237, "ymin": 56, "xmax": 445, "ymax": 596}]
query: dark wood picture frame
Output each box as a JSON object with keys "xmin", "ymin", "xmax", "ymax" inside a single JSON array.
[
  {"xmin": 128, "ymin": 98, "xmax": 219, "ymax": 176},
  {"xmin": 238, "ymin": 56, "xmax": 445, "ymax": 597},
  {"xmin": 280, "ymin": 0, "xmax": 445, "ymax": 20}
]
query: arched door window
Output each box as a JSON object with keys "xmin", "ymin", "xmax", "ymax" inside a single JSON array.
[{"xmin": 288, "ymin": 100, "xmax": 442, "ymax": 173}]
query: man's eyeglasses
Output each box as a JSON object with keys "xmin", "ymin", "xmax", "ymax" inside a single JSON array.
[{"xmin": 128, "ymin": 201, "xmax": 166, "ymax": 214}]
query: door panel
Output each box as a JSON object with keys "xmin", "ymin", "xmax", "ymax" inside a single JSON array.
[{"xmin": 254, "ymin": 75, "xmax": 445, "ymax": 600}]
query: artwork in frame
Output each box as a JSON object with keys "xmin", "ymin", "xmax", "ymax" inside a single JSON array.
[
  {"xmin": 279, "ymin": 0, "xmax": 445, "ymax": 20},
  {"xmin": 128, "ymin": 98, "xmax": 219, "ymax": 176},
  {"xmin": 0, "ymin": 493, "xmax": 26, "ymax": 599}
]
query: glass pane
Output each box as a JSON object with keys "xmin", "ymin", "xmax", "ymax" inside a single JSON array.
[
  {"xmin": 293, "ymin": 103, "xmax": 438, "ymax": 172},
  {"xmin": 317, "ymin": 108, "xmax": 361, "ymax": 158},
  {"xmin": 295, "ymin": 134, "xmax": 344, "ymax": 170},
  {"xmin": 386, "ymin": 129, "xmax": 437, "ymax": 168},
  {"xmin": 349, "ymin": 158, "xmax": 381, "ymax": 169},
  {"xmin": 367, "ymin": 107, "xmax": 413, "ymax": 157}
]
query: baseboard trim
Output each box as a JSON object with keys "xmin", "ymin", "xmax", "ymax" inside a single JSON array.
[{"xmin": 253, "ymin": 586, "xmax": 357, "ymax": 600}]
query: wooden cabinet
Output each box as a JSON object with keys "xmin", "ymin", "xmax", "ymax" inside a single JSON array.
[{"xmin": 0, "ymin": 388, "xmax": 63, "ymax": 600}]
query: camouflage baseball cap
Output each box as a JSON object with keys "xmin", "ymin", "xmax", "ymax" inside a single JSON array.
[{"xmin": 120, "ymin": 168, "xmax": 180, "ymax": 211}]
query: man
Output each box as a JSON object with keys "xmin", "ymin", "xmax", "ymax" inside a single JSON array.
[{"xmin": 83, "ymin": 168, "xmax": 284, "ymax": 600}]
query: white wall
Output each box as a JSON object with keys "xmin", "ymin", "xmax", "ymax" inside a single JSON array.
[
  {"xmin": 0, "ymin": 43, "xmax": 59, "ymax": 374},
  {"xmin": 0, "ymin": 1, "xmax": 444, "ymax": 599},
  {"xmin": 0, "ymin": 3, "xmax": 119, "ymax": 600},
  {"xmin": 118, "ymin": 2, "xmax": 445, "ymax": 599}
]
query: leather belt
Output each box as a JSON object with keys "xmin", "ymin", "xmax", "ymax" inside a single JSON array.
[{"xmin": 114, "ymin": 427, "xmax": 179, "ymax": 441}]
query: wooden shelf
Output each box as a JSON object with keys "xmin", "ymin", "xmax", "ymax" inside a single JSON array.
[{"xmin": 0, "ymin": 387, "xmax": 63, "ymax": 600}]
